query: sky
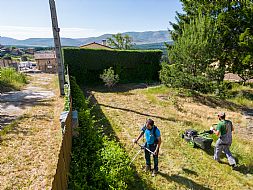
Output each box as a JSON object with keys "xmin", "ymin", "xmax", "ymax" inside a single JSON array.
[{"xmin": 0, "ymin": 0, "xmax": 183, "ymax": 40}]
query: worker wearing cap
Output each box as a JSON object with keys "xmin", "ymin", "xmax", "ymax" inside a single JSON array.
[
  {"xmin": 133, "ymin": 119, "xmax": 161, "ymax": 176},
  {"xmin": 212, "ymin": 112, "xmax": 237, "ymax": 168}
]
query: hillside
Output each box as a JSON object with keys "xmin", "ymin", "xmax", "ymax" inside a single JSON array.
[{"xmin": 0, "ymin": 30, "xmax": 171, "ymax": 47}]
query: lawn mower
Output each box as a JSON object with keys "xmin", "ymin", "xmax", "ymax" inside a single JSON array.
[{"xmin": 181, "ymin": 128, "xmax": 214, "ymax": 150}]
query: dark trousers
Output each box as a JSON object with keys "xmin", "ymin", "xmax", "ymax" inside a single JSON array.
[{"xmin": 145, "ymin": 143, "xmax": 158, "ymax": 171}]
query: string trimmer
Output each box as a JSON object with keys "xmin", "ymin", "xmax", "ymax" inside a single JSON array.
[{"xmin": 129, "ymin": 142, "xmax": 155, "ymax": 166}]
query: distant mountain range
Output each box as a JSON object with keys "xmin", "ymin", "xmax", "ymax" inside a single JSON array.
[{"xmin": 0, "ymin": 30, "xmax": 171, "ymax": 47}]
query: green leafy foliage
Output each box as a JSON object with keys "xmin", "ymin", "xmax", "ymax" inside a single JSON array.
[
  {"xmin": 232, "ymin": 28, "xmax": 253, "ymax": 82},
  {"xmin": 161, "ymin": 14, "xmax": 222, "ymax": 93},
  {"xmin": 69, "ymin": 77, "xmax": 135, "ymax": 190},
  {"xmin": 69, "ymin": 77, "xmax": 89, "ymax": 111},
  {"xmin": 63, "ymin": 48, "xmax": 162, "ymax": 85},
  {"xmin": 99, "ymin": 138, "xmax": 134, "ymax": 190},
  {"xmin": 100, "ymin": 67, "xmax": 119, "ymax": 88},
  {"xmin": 170, "ymin": 0, "xmax": 253, "ymax": 84},
  {"xmin": 107, "ymin": 33, "xmax": 134, "ymax": 50},
  {"xmin": 64, "ymin": 84, "xmax": 70, "ymax": 111}
]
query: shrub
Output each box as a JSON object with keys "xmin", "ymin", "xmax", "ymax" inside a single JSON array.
[
  {"xmin": 100, "ymin": 67, "xmax": 119, "ymax": 88},
  {"xmin": 0, "ymin": 67, "xmax": 27, "ymax": 92},
  {"xmin": 160, "ymin": 62, "xmax": 212, "ymax": 93},
  {"xmin": 100, "ymin": 138, "xmax": 134, "ymax": 190}
]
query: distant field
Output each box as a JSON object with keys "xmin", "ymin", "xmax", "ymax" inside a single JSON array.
[{"xmin": 89, "ymin": 84, "xmax": 253, "ymax": 190}]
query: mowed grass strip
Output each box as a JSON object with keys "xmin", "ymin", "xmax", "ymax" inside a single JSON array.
[
  {"xmin": 0, "ymin": 74, "xmax": 64, "ymax": 189},
  {"xmin": 90, "ymin": 84, "xmax": 253, "ymax": 190}
]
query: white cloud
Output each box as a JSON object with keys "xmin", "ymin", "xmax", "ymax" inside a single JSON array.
[{"xmin": 0, "ymin": 26, "xmax": 105, "ymax": 39}]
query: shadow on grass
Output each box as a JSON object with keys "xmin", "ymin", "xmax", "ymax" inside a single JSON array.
[
  {"xmin": 182, "ymin": 168, "xmax": 198, "ymax": 176},
  {"xmin": 191, "ymin": 93, "xmax": 241, "ymax": 111},
  {"xmin": 86, "ymin": 91, "xmax": 154, "ymax": 190},
  {"xmin": 99, "ymin": 103, "xmax": 177, "ymax": 123},
  {"xmin": 85, "ymin": 82, "xmax": 159, "ymax": 93},
  {"xmin": 159, "ymin": 172, "xmax": 212, "ymax": 190},
  {"xmin": 0, "ymin": 114, "xmax": 32, "ymax": 144},
  {"xmin": 190, "ymin": 89, "xmax": 253, "ymax": 113},
  {"xmin": 0, "ymin": 81, "xmax": 19, "ymax": 93},
  {"xmin": 0, "ymin": 92, "xmax": 54, "ymax": 111},
  {"xmin": 229, "ymin": 90, "xmax": 253, "ymax": 101},
  {"xmin": 233, "ymin": 164, "xmax": 253, "ymax": 174},
  {"xmin": 0, "ymin": 111, "xmax": 54, "ymax": 144},
  {"xmin": 96, "ymin": 103, "xmax": 197, "ymax": 128},
  {"xmin": 201, "ymin": 146, "xmax": 253, "ymax": 175}
]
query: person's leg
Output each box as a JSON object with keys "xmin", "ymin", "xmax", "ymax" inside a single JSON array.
[
  {"xmin": 148, "ymin": 144, "xmax": 158, "ymax": 172},
  {"xmin": 223, "ymin": 145, "xmax": 236, "ymax": 166},
  {"xmin": 214, "ymin": 140, "xmax": 223, "ymax": 162},
  {"xmin": 153, "ymin": 154, "xmax": 158, "ymax": 172},
  {"xmin": 144, "ymin": 148, "xmax": 151, "ymax": 171}
]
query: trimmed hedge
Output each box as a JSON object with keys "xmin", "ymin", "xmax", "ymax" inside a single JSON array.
[
  {"xmin": 69, "ymin": 77, "xmax": 135, "ymax": 189},
  {"xmin": 63, "ymin": 48, "xmax": 162, "ymax": 85}
]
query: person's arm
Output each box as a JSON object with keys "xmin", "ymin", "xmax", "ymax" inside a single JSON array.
[
  {"xmin": 213, "ymin": 128, "xmax": 220, "ymax": 136},
  {"xmin": 134, "ymin": 131, "xmax": 144, "ymax": 143},
  {"xmin": 213, "ymin": 123, "xmax": 221, "ymax": 136},
  {"xmin": 154, "ymin": 137, "xmax": 161, "ymax": 155}
]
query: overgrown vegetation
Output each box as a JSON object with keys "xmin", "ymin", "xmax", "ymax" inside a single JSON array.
[
  {"xmin": 69, "ymin": 77, "xmax": 135, "ymax": 189},
  {"xmin": 64, "ymin": 48, "xmax": 162, "ymax": 85},
  {"xmin": 0, "ymin": 67, "xmax": 27, "ymax": 92}
]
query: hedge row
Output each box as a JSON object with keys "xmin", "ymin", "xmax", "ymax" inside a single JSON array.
[
  {"xmin": 69, "ymin": 77, "xmax": 134, "ymax": 189},
  {"xmin": 63, "ymin": 48, "xmax": 163, "ymax": 85}
]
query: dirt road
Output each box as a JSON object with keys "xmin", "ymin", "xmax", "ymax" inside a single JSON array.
[
  {"xmin": 0, "ymin": 74, "xmax": 55, "ymax": 130},
  {"xmin": 0, "ymin": 73, "xmax": 64, "ymax": 189}
]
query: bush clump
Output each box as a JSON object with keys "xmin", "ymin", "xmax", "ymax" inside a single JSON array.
[
  {"xmin": 100, "ymin": 67, "xmax": 119, "ymax": 88},
  {"xmin": 0, "ymin": 67, "xmax": 27, "ymax": 92}
]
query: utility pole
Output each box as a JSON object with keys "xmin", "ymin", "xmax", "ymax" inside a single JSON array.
[{"xmin": 49, "ymin": 0, "xmax": 65, "ymax": 96}]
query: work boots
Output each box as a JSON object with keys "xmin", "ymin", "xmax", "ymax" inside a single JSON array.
[
  {"xmin": 145, "ymin": 165, "xmax": 151, "ymax": 172},
  {"xmin": 152, "ymin": 170, "xmax": 158, "ymax": 177}
]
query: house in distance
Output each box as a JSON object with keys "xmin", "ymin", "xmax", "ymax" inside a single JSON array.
[{"xmin": 34, "ymin": 50, "xmax": 57, "ymax": 73}]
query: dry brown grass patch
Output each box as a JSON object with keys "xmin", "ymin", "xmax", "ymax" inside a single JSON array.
[{"xmin": 0, "ymin": 74, "xmax": 64, "ymax": 189}]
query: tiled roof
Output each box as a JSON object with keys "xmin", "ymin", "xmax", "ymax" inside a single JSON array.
[{"xmin": 34, "ymin": 51, "xmax": 56, "ymax": 59}]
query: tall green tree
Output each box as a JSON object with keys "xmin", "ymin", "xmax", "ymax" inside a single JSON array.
[
  {"xmin": 107, "ymin": 33, "xmax": 133, "ymax": 50},
  {"xmin": 231, "ymin": 28, "xmax": 253, "ymax": 82},
  {"xmin": 170, "ymin": 0, "xmax": 253, "ymax": 82},
  {"xmin": 161, "ymin": 14, "xmax": 220, "ymax": 92}
]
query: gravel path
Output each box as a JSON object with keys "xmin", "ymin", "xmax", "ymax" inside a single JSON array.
[{"xmin": 0, "ymin": 74, "xmax": 55, "ymax": 130}]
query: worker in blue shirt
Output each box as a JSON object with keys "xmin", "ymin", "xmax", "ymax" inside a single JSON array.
[{"xmin": 134, "ymin": 119, "xmax": 162, "ymax": 176}]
